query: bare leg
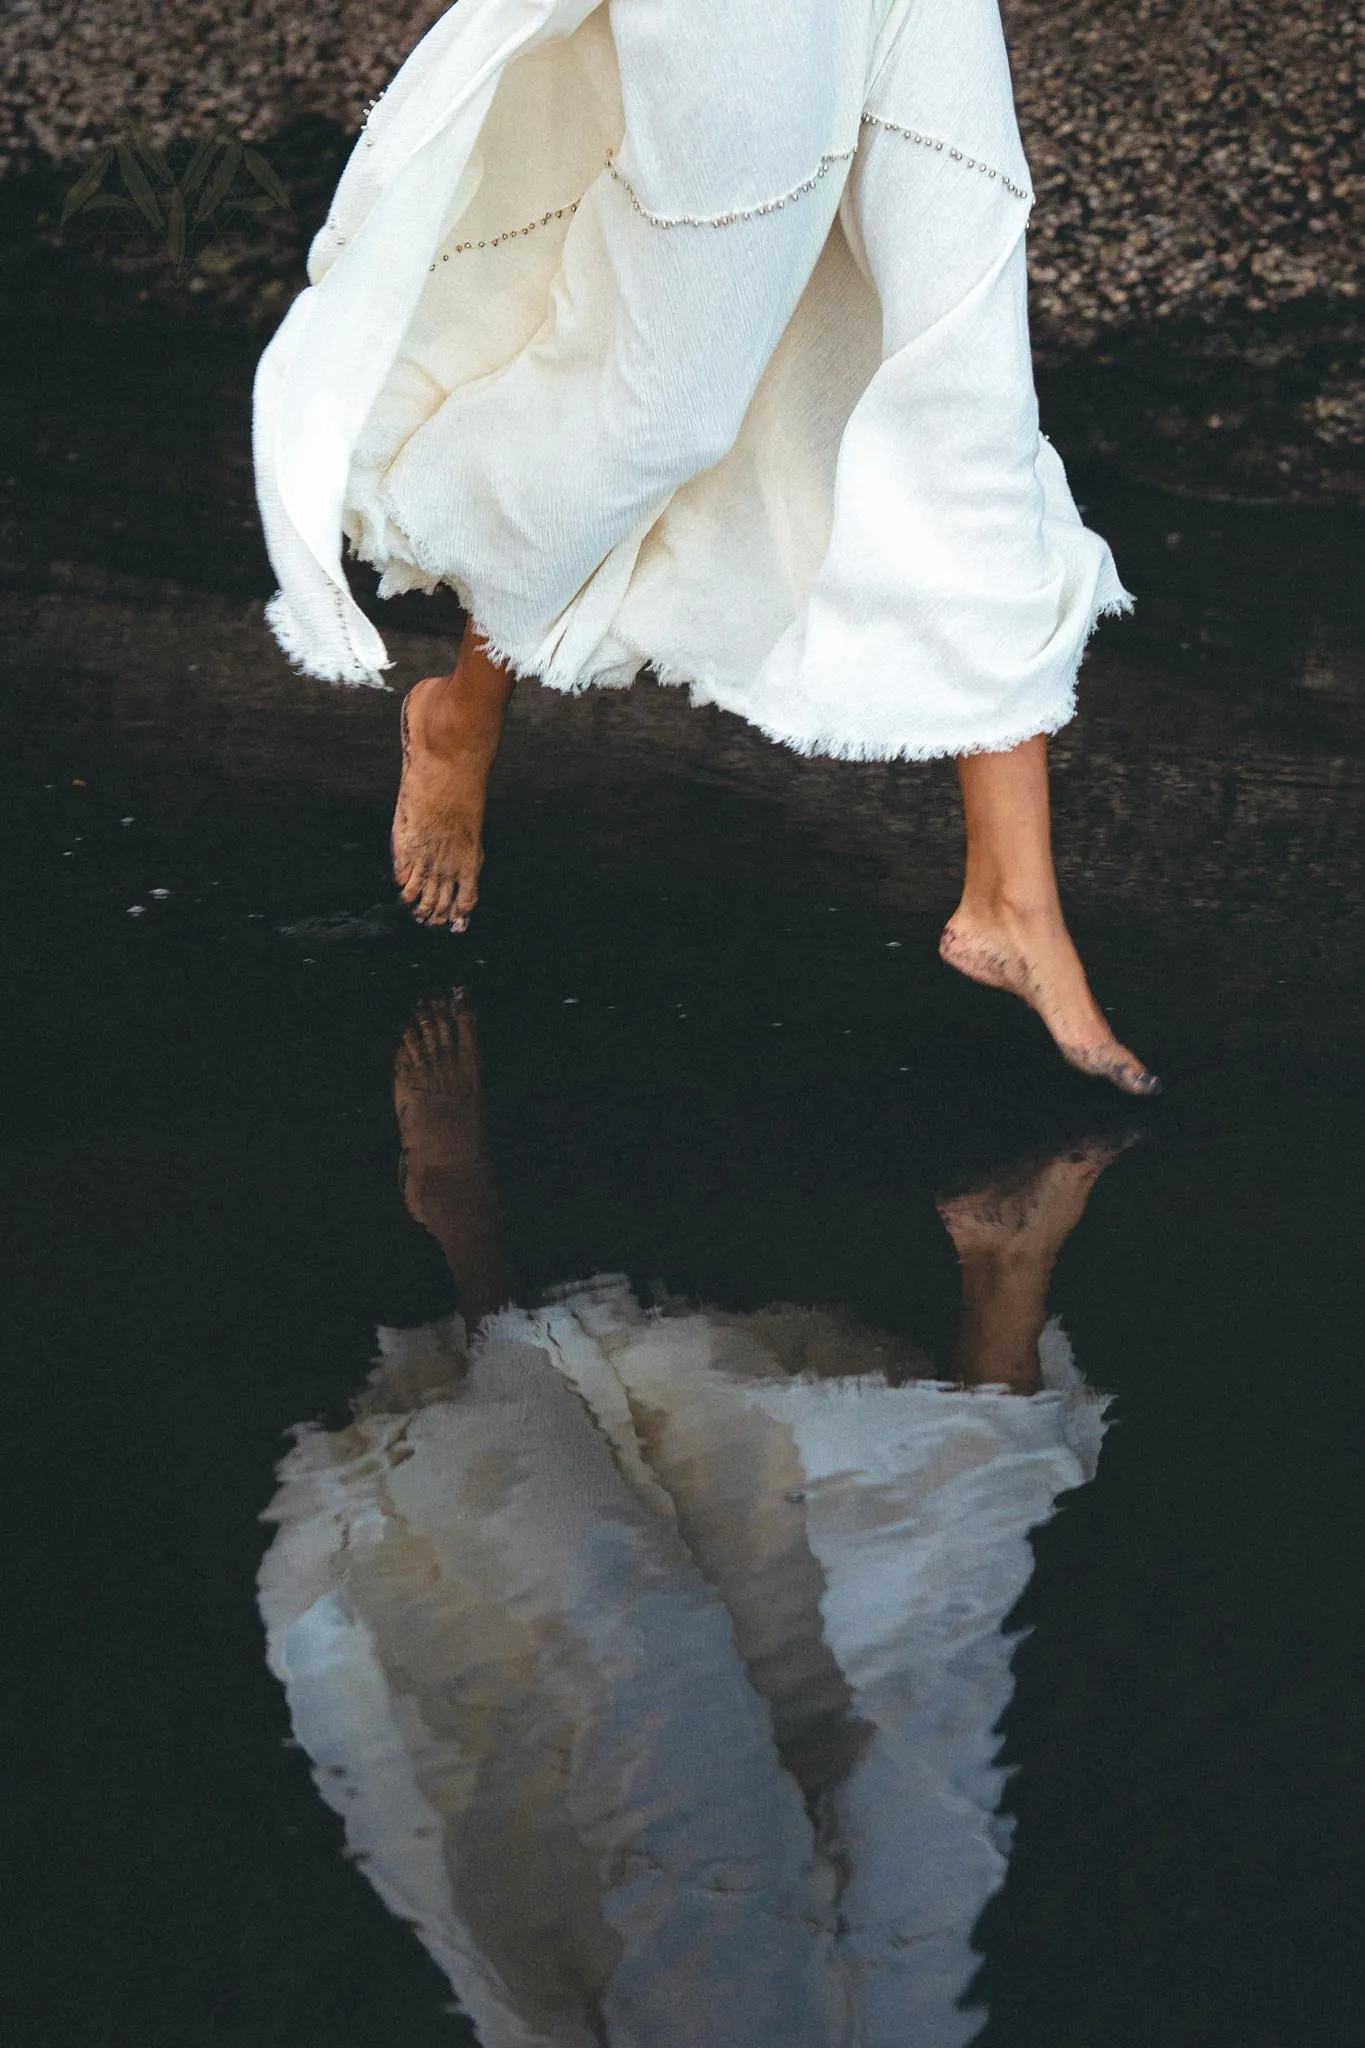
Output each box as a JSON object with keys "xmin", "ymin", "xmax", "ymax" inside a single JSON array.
[
  {"xmin": 393, "ymin": 993, "xmax": 508, "ymax": 1327},
  {"xmin": 936, "ymin": 1135, "xmax": 1131, "ymax": 1392},
  {"xmin": 940, "ymin": 735, "xmax": 1159, "ymax": 1095},
  {"xmin": 393, "ymin": 628, "xmax": 515, "ymax": 931}
]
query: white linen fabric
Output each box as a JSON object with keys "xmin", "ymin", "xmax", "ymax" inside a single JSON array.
[
  {"xmin": 251, "ymin": 0, "xmax": 1132, "ymax": 760},
  {"xmin": 259, "ymin": 1277, "xmax": 1110, "ymax": 2047}
]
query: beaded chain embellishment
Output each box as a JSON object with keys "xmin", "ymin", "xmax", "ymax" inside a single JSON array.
[
  {"xmin": 402, "ymin": 112, "xmax": 1029, "ymax": 270},
  {"xmin": 859, "ymin": 112, "xmax": 1032, "ymax": 202},
  {"xmin": 429, "ymin": 202, "xmax": 581, "ymax": 270},
  {"xmin": 602, "ymin": 147, "xmax": 855, "ymax": 229}
]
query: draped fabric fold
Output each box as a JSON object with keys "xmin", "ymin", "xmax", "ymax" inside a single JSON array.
[{"xmin": 252, "ymin": 0, "xmax": 1131, "ymax": 759}]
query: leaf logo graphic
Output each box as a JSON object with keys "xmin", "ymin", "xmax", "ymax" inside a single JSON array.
[{"xmin": 62, "ymin": 123, "xmax": 293, "ymax": 277}]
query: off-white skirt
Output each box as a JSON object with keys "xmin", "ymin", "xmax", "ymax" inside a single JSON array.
[{"xmin": 252, "ymin": 0, "xmax": 1131, "ymax": 760}]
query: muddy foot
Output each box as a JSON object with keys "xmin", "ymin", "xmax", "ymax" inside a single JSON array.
[
  {"xmin": 940, "ymin": 902, "xmax": 1160, "ymax": 1096},
  {"xmin": 392, "ymin": 667, "xmax": 508, "ymax": 931}
]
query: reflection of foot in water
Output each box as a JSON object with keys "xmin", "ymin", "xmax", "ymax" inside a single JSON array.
[
  {"xmin": 393, "ymin": 991, "xmax": 508, "ymax": 1325},
  {"xmin": 936, "ymin": 1135, "xmax": 1135, "ymax": 1393}
]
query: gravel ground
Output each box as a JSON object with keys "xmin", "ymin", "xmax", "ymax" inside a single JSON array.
[
  {"xmin": 1, "ymin": 0, "xmax": 1360, "ymax": 494},
  {"xmin": 3, "ymin": 0, "xmax": 1359, "ymax": 335}
]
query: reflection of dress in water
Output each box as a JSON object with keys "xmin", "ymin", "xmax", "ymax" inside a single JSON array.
[{"xmin": 259, "ymin": 1277, "xmax": 1108, "ymax": 2047}]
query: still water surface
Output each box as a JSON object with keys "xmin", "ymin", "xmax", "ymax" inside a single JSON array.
[
  {"xmin": 260, "ymin": 999, "xmax": 1117, "ymax": 2047},
  {"xmin": 3, "ymin": 319, "xmax": 1364, "ymax": 2046}
]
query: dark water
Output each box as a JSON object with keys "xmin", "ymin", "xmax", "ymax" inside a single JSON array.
[{"xmin": 4, "ymin": 317, "xmax": 1365, "ymax": 2047}]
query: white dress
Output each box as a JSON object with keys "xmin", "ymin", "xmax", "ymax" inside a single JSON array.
[
  {"xmin": 259, "ymin": 1277, "xmax": 1110, "ymax": 2046},
  {"xmin": 252, "ymin": 0, "xmax": 1131, "ymax": 760}
]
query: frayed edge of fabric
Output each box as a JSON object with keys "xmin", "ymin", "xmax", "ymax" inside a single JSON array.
[
  {"xmin": 461, "ymin": 618, "xmax": 558, "ymax": 687},
  {"xmin": 264, "ymin": 589, "xmax": 394, "ymax": 691},
  {"xmin": 711, "ymin": 688, "xmax": 1083, "ymax": 765},
  {"xmin": 394, "ymin": 583, "xmax": 1136, "ymax": 765},
  {"xmin": 667, "ymin": 586, "xmax": 1135, "ymax": 765},
  {"xmin": 464, "ymin": 612, "xmax": 644, "ymax": 694}
]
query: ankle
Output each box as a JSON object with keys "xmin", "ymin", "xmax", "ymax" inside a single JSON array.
[
  {"xmin": 955, "ymin": 884, "xmax": 1063, "ymax": 927},
  {"xmin": 410, "ymin": 666, "xmax": 507, "ymax": 754}
]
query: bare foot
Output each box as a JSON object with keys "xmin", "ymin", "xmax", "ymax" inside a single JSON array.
[
  {"xmin": 940, "ymin": 900, "xmax": 1160, "ymax": 1096},
  {"xmin": 393, "ymin": 992, "xmax": 507, "ymax": 1322},
  {"xmin": 392, "ymin": 658, "xmax": 511, "ymax": 931}
]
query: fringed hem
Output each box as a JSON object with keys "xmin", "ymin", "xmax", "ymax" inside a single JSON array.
[
  {"xmin": 643, "ymin": 587, "xmax": 1134, "ymax": 764},
  {"xmin": 264, "ymin": 589, "xmax": 395, "ymax": 691},
  {"xmin": 464, "ymin": 617, "xmax": 565, "ymax": 688},
  {"xmin": 704, "ymin": 684, "xmax": 1082, "ymax": 764},
  {"xmin": 268, "ymin": 548, "xmax": 1134, "ymax": 766}
]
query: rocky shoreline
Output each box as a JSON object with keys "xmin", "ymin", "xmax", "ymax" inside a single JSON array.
[{"xmin": 1, "ymin": 0, "xmax": 1360, "ymax": 499}]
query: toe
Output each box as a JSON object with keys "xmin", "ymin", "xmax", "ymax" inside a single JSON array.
[
  {"xmin": 1115, "ymin": 1057, "xmax": 1162, "ymax": 1097},
  {"xmin": 400, "ymin": 859, "xmax": 429, "ymax": 907},
  {"xmin": 396, "ymin": 1022, "xmax": 423, "ymax": 1074},
  {"xmin": 416, "ymin": 875, "xmax": 445, "ymax": 924},
  {"xmin": 417, "ymin": 1007, "xmax": 442, "ymax": 1059},
  {"xmin": 1070, "ymin": 1040, "xmax": 1161, "ymax": 1095},
  {"xmin": 451, "ymin": 862, "xmax": 480, "ymax": 934},
  {"xmin": 1103, "ymin": 1039, "xmax": 1160, "ymax": 1095},
  {"xmin": 428, "ymin": 870, "xmax": 457, "ymax": 928}
]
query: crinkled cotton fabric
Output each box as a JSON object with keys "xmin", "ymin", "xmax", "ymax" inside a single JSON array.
[{"xmin": 251, "ymin": 0, "xmax": 1132, "ymax": 760}]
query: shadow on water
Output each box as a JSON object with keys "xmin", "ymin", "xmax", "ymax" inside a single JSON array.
[{"xmin": 3, "ymin": 314, "xmax": 1365, "ymax": 2047}]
